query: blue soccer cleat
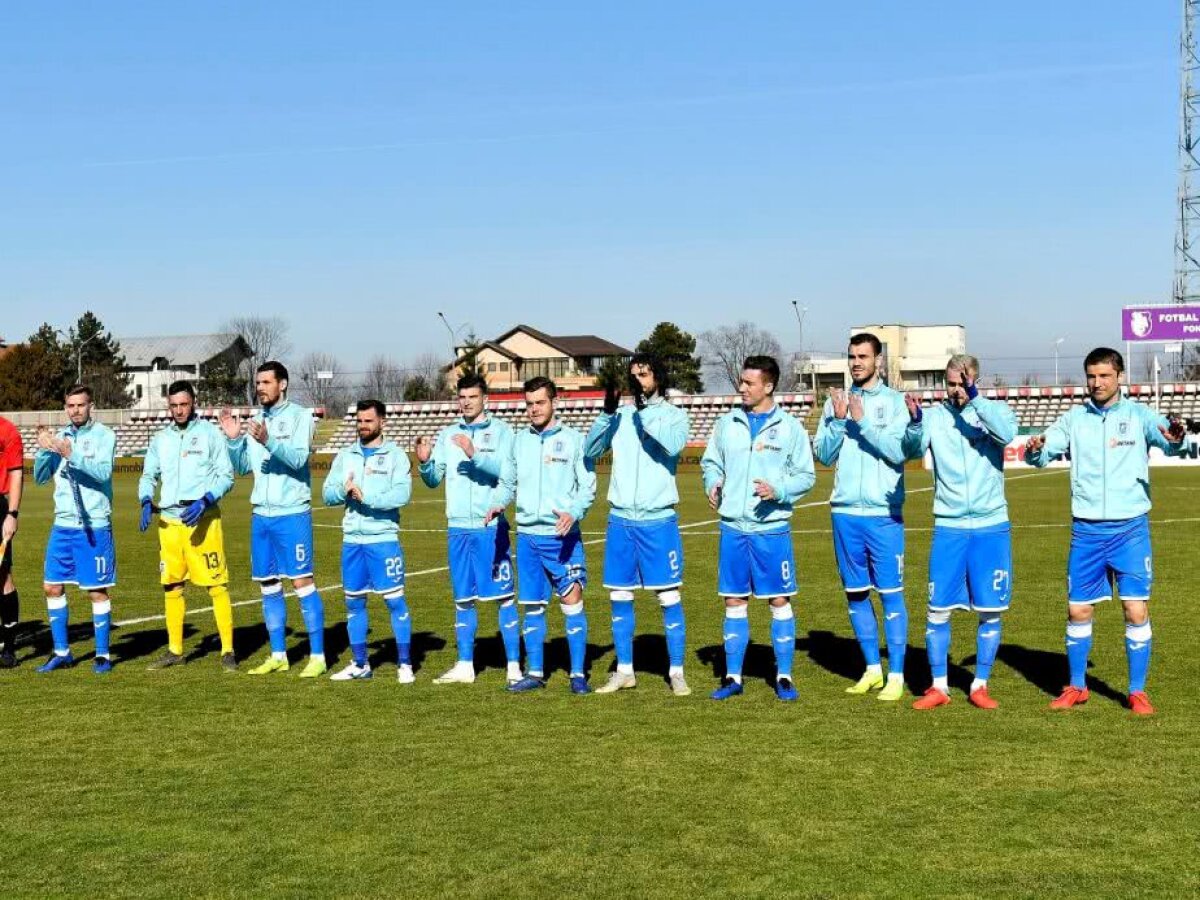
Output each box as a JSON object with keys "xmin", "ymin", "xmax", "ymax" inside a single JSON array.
[
  {"xmin": 506, "ymin": 675, "xmax": 547, "ymax": 693},
  {"xmin": 710, "ymin": 677, "xmax": 744, "ymax": 700},
  {"xmin": 774, "ymin": 677, "xmax": 798, "ymax": 702},
  {"xmin": 569, "ymin": 676, "xmax": 591, "ymax": 695},
  {"xmin": 93, "ymin": 656, "xmax": 114, "ymax": 675},
  {"xmin": 37, "ymin": 652, "xmax": 76, "ymax": 673}
]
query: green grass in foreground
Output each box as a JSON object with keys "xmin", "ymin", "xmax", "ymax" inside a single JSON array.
[{"xmin": 1, "ymin": 465, "xmax": 1198, "ymax": 898}]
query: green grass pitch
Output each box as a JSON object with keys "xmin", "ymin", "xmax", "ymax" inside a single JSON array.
[{"xmin": 2, "ymin": 463, "xmax": 1197, "ymax": 898}]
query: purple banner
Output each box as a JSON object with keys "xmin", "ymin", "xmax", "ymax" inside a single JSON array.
[{"xmin": 1122, "ymin": 305, "xmax": 1200, "ymax": 342}]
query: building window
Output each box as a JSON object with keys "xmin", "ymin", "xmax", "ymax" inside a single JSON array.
[
  {"xmin": 487, "ymin": 362, "xmax": 498, "ymax": 372},
  {"xmin": 160, "ymin": 384, "xmax": 168, "ymax": 397},
  {"xmin": 499, "ymin": 362, "xmax": 509, "ymax": 372},
  {"xmin": 136, "ymin": 385, "xmax": 143, "ymax": 399},
  {"xmin": 917, "ymin": 371, "xmax": 945, "ymax": 388}
]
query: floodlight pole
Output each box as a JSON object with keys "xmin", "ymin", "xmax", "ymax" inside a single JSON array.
[
  {"xmin": 791, "ymin": 300, "xmax": 811, "ymax": 391},
  {"xmin": 1054, "ymin": 337, "xmax": 1065, "ymax": 386}
]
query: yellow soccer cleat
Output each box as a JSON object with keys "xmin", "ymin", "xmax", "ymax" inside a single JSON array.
[
  {"xmin": 247, "ymin": 655, "xmax": 289, "ymax": 676},
  {"xmin": 876, "ymin": 674, "xmax": 906, "ymax": 702},
  {"xmin": 298, "ymin": 656, "xmax": 327, "ymax": 679},
  {"xmin": 845, "ymin": 670, "xmax": 885, "ymax": 694}
]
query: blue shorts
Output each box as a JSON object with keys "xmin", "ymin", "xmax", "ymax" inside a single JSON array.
[
  {"xmin": 832, "ymin": 513, "xmax": 905, "ymax": 594},
  {"xmin": 251, "ymin": 511, "xmax": 314, "ymax": 581},
  {"xmin": 602, "ymin": 515, "xmax": 684, "ymax": 591},
  {"xmin": 516, "ymin": 530, "xmax": 587, "ymax": 604},
  {"xmin": 927, "ymin": 523, "xmax": 1012, "ymax": 612},
  {"xmin": 342, "ymin": 540, "xmax": 405, "ymax": 597},
  {"xmin": 448, "ymin": 520, "xmax": 515, "ymax": 602},
  {"xmin": 1068, "ymin": 516, "xmax": 1153, "ymax": 604},
  {"xmin": 717, "ymin": 524, "xmax": 796, "ymax": 598},
  {"xmin": 44, "ymin": 525, "xmax": 117, "ymax": 590}
]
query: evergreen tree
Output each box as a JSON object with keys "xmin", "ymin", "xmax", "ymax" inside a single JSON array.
[
  {"xmin": 636, "ymin": 322, "xmax": 704, "ymax": 393},
  {"xmin": 66, "ymin": 311, "xmax": 131, "ymax": 408}
]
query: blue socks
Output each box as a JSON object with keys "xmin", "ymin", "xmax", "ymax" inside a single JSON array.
[
  {"xmin": 562, "ymin": 600, "xmax": 588, "ymax": 677},
  {"xmin": 723, "ymin": 606, "xmax": 750, "ymax": 680},
  {"xmin": 455, "ymin": 601, "xmax": 478, "ymax": 664},
  {"xmin": 297, "ymin": 586, "xmax": 325, "ymax": 657},
  {"xmin": 611, "ymin": 595, "xmax": 636, "ymax": 671},
  {"xmin": 661, "ymin": 595, "xmax": 686, "ymax": 671},
  {"xmin": 522, "ymin": 604, "xmax": 547, "ymax": 676},
  {"xmin": 498, "ymin": 600, "xmax": 520, "ymax": 664},
  {"xmin": 880, "ymin": 591, "xmax": 908, "ymax": 674},
  {"xmin": 1126, "ymin": 621, "xmax": 1152, "ymax": 694},
  {"xmin": 262, "ymin": 586, "xmax": 287, "ymax": 654},
  {"xmin": 1066, "ymin": 621, "xmax": 1093, "ymax": 689},
  {"xmin": 975, "ymin": 614, "xmax": 1002, "ymax": 682},
  {"xmin": 92, "ymin": 600, "xmax": 112, "ymax": 658},
  {"xmin": 385, "ymin": 593, "xmax": 411, "ymax": 665},
  {"xmin": 345, "ymin": 595, "xmax": 369, "ymax": 666},
  {"xmin": 846, "ymin": 593, "xmax": 881, "ymax": 667},
  {"xmin": 47, "ymin": 595, "xmax": 69, "ymax": 654},
  {"xmin": 926, "ymin": 612, "xmax": 951, "ymax": 681},
  {"xmin": 770, "ymin": 604, "xmax": 796, "ymax": 679}
]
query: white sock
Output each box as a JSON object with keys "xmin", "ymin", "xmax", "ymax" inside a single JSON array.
[
  {"xmin": 272, "ymin": 651, "xmax": 287, "ymax": 661},
  {"xmin": 866, "ymin": 663, "xmax": 883, "ymax": 676},
  {"xmin": 728, "ymin": 673, "xmax": 742, "ymax": 684},
  {"xmin": 932, "ymin": 676, "xmax": 949, "ymax": 693},
  {"xmin": 669, "ymin": 665, "xmax": 684, "ymax": 677},
  {"xmin": 970, "ymin": 678, "xmax": 988, "ymax": 693},
  {"xmin": 617, "ymin": 663, "xmax": 634, "ymax": 675},
  {"xmin": 886, "ymin": 671, "xmax": 904, "ymax": 683}
]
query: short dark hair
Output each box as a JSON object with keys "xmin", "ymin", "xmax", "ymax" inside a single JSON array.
[
  {"xmin": 524, "ymin": 376, "xmax": 557, "ymax": 399},
  {"xmin": 256, "ymin": 360, "xmax": 289, "ymax": 382},
  {"xmin": 742, "ymin": 355, "xmax": 780, "ymax": 391},
  {"xmin": 1084, "ymin": 347, "xmax": 1124, "ymax": 374},
  {"xmin": 849, "ymin": 332, "xmax": 883, "ymax": 355},
  {"xmin": 457, "ymin": 373, "xmax": 489, "ymax": 394},
  {"xmin": 629, "ymin": 353, "xmax": 669, "ymax": 394},
  {"xmin": 64, "ymin": 383, "xmax": 92, "ymax": 401},
  {"xmin": 356, "ymin": 399, "xmax": 386, "ymax": 418},
  {"xmin": 167, "ymin": 380, "xmax": 196, "ymax": 399}
]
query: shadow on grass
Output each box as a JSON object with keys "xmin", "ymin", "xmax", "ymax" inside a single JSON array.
[
  {"xmin": 695, "ymin": 641, "xmax": 784, "ymax": 687},
  {"xmin": 544, "ymin": 636, "xmax": 614, "ymax": 683},
  {"xmin": 997, "ymin": 643, "xmax": 1124, "ymax": 703}
]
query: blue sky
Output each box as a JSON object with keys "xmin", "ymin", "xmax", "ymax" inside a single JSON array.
[{"xmin": 0, "ymin": 2, "xmax": 1182, "ymax": 381}]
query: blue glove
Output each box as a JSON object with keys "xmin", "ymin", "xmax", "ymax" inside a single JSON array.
[
  {"xmin": 181, "ymin": 492, "xmax": 216, "ymax": 527},
  {"xmin": 139, "ymin": 498, "xmax": 154, "ymax": 533},
  {"xmin": 964, "ymin": 379, "xmax": 979, "ymax": 401},
  {"xmin": 910, "ymin": 404, "xmax": 923, "ymax": 425}
]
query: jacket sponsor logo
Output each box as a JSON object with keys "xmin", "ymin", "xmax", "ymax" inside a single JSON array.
[
  {"xmin": 874, "ymin": 406, "xmax": 886, "ymax": 422},
  {"xmin": 554, "ymin": 440, "xmax": 564, "ymax": 452}
]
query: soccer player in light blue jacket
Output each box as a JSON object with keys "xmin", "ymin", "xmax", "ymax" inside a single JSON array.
[
  {"xmin": 585, "ymin": 354, "xmax": 692, "ymax": 697},
  {"xmin": 813, "ymin": 333, "xmax": 911, "ymax": 702},
  {"xmin": 507, "ymin": 377, "xmax": 597, "ymax": 694},
  {"xmin": 902, "ymin": 356, "xmax": 1017, "ymax": 711},
  {"xmin": 323, "ymin": 400, "xmax": 415, "ymax": 684},
  {"xmin": 31, "ymin": 384, "xmax": 117, "ymax": 674},
  {"xmin": 701, "ymin": 356, "xmax": 815, "ymax": 702},
  {"xmin": 416, "ymin": 374, "xmax": 520, "ymax": 686},
  {"xmin": 220, "ymin": 361, "xmax": 327, "ymax": 677},
  {"xmin": 1026, "ymin": 347, "xmax": 1186, "ymax": 715}
]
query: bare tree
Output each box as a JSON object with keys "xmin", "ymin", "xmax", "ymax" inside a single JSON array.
[
  {"xmin": 361, "ymin": 355, "xmax": 407, "ymax": 402},
  {"xmin": 296, "ymin": 351, "xmax": 351, "ymax": 414},
  {"xmin": 407, "ymin": 351, "xmax": 453, "ymax": 400},
  {"xmin": 223, "ymin": 315, "xmax": 292, "ymax": 403},
  {"xmin": 698, "ymin": 321, "xmax": 785, "ymax": 391}
]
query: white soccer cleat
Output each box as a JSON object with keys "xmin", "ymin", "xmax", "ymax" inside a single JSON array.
[
  {"xmin": 594, "ymin": 671, "xmax": 638, "ymax": 694},
  {"xmin": 506, "ymin": 662, "xmax": 523, "ymax": 685},
  {"xmin": 668, "ymin": 672, "xmax": 692, "ymax": 697},
  {"xmin": 330, "ymin": 661, "xmax": 372, "ymax": 682},
  {"xmin": 397, "ymin": 663, "xmax": 416, "ymax": 684},
  {"xmin": 433, "ymin": 661, "xmax": 476, "ymax": 685}
]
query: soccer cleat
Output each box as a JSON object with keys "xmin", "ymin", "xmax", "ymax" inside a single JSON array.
[
  {"xmin": 93, "ymin": 656, "xmax": 114, "ymax": 675},
  {"xmin": 1049, "ymin": 686, "xmax": 1090, "ymax": 710},
  {"xmin": 330, "ymin": 661, "xmax": 373, "ymax": 681},
  {"xmin": 845, "ymin": 671, "xmax": 885, "ymax": 694},
  {"xmin": 507, "ymin": 674, "xmax": 546, "ymax": 693},
  {"xmin": 877, "ymin": 675, "xmax": 905, "ymax": 702},
  {"xmin": 506, "ymin": 662, "xmax": 523, "ymax": 685},
  {"xmin": 569, "ymin": 675, "xmax": 591, "ymax": 695},
  {"xmin": 594, "ymin": 672, "xmax": 637, "ymax": 694},
  {"xmin": 36, "ymin": 652, "xmax": 75, "ymax": 673},
  {"xmin": 247, "ymin": 655, "xmax": 290, "ymax": 676},
  {"xmin": 710, "ymin": 677, "xmax": 744, "ymax": 700},
  {"xmin": 433, "ymin": 661, "xmax": 476, "ymax": 685},
  {"xmin": 221, "ymin": 653, "xmax": 239, "ymax": 673},
  {"xmin": 147, "ymin": 651, "xmax": 185, "ymax": 671},
  {"xmin": 912, "ymin": 687, "xmax": 951, "ymax": 710},
  {"xmin": 0, "ymin": 647, "xmax": 17, "ymax": 668},
  {"xmin": 1128, "ymin": 691, "xmax": 1155, "ymax": 716},
  {"xmin": 969, "ymin": 687, "xmax": 999, "ymax": 710},
  {"xmin": 396, "ymin": 664, "xmax": 416, "ymax": 684},
  {"xmin": 299, "ymin": 657, "xmax": 327, "ymax": 679},
  {"xmin": 669, "ymin": 672, "xmax": 692, "ymax": 697},
  {"xmin": 774, "ymin": 677, "xmax": 798, "ymax": 702}
]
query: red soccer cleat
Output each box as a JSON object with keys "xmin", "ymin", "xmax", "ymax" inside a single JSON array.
[
  {"xmin": 912, "ymin": 687, "xmax": 951, "ymax": 710},
  {"xmin": 1128, "ymin": 691, "xmax": 1156, "ymax": 716},
  {"xmin": 969, "ymin": 687, "xmax": 999, "ymax": 710},
  {"xmin": 1049, "ymin": 686, "xmax": 1090, "ymax": 710}
]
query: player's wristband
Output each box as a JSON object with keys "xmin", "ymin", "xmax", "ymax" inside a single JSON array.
[
  {"xmin": 964, "ymin": 383, "xmax": 979, "ymax": 401},
  {"xmin": 4, "ymin": 509, "xmax": 16, "ymax": 519}
]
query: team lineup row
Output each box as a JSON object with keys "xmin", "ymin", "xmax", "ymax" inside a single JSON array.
[{"xmin": 0, "ymin": 337, "xmax": 1187, "ymax": 712}]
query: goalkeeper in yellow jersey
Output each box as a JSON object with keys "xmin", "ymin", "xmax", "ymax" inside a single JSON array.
[{"xmin": 138, "ymin": 380, "xmax": 237, "ymax": 670}]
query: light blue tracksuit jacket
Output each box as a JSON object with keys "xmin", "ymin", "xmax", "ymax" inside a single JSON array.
[
  {"xmin": 322, "ymin": 441, "xmax": 412, "ymax": 544},
  {"xmin": 137, "ymin": 417, "xmax": 235, "ymax": 522},
  {"xmin": 511, "ymin": 422, "xmax": 597, "ymax": 536},
  {"xmin": 226, "ymin": 400, "xmax": 313, "ymax": 517},
  {"xmin": 418, "ymin": 416, "xmax": 515, "ymax": 529},
  {"xmin": 814, "ymin": 383, "xmax": 909, "ymax": 518},
  {"xmin": 34, "ymin": 420, "xmax": 117, "ymax": 529}
]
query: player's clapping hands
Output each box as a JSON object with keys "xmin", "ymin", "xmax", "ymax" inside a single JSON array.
[
  {"xmin": 905, "ymin": 393, "xmax": 923, "ymax": 424},
  {"xmin": 603, "ymin": 382, "xmax": 621, "ymax": 416},
  {"xmin": 36, "ymin": 425, "xmax": 55, "ymax": 452},
  {"xmin": 847, "ymin": 392, "xmax": 865, "ymax": 422},
  {"xmin": 1161, "ymin": 415, "xmax": 1186, "ymax": 444},
  {"xmin": 1025, "ymin": 434, "xmax": 1046, "ymax": 454},
  {"xmin": 345, "ymin": 471, "xmax": 363, "ymax": 503},
  {"xmin": 451, "ymin": 434, "xmax": 475, "ymax": 458},
  {"xmin": 246, "ymin": 419, "xmax": 268, "ymax": 445},
  {"xmin": 218, "ymin": 408, "xmax": 242, "ymax": 440},
  {"xmin": 828, "ymin": 388, "xmax": 849, "ymax": 420},
  {"xmin": 414, "ymin": 436, "xmax": 432, "ymax": 463},
  {"xmin": 552, "ymin": 509, "xmax": 575, "ymax": 536}
]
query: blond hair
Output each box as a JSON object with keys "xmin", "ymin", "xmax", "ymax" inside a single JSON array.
[{"xmin": 946, "ymin": 354, "xmax": 979, "ymax": 378}]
